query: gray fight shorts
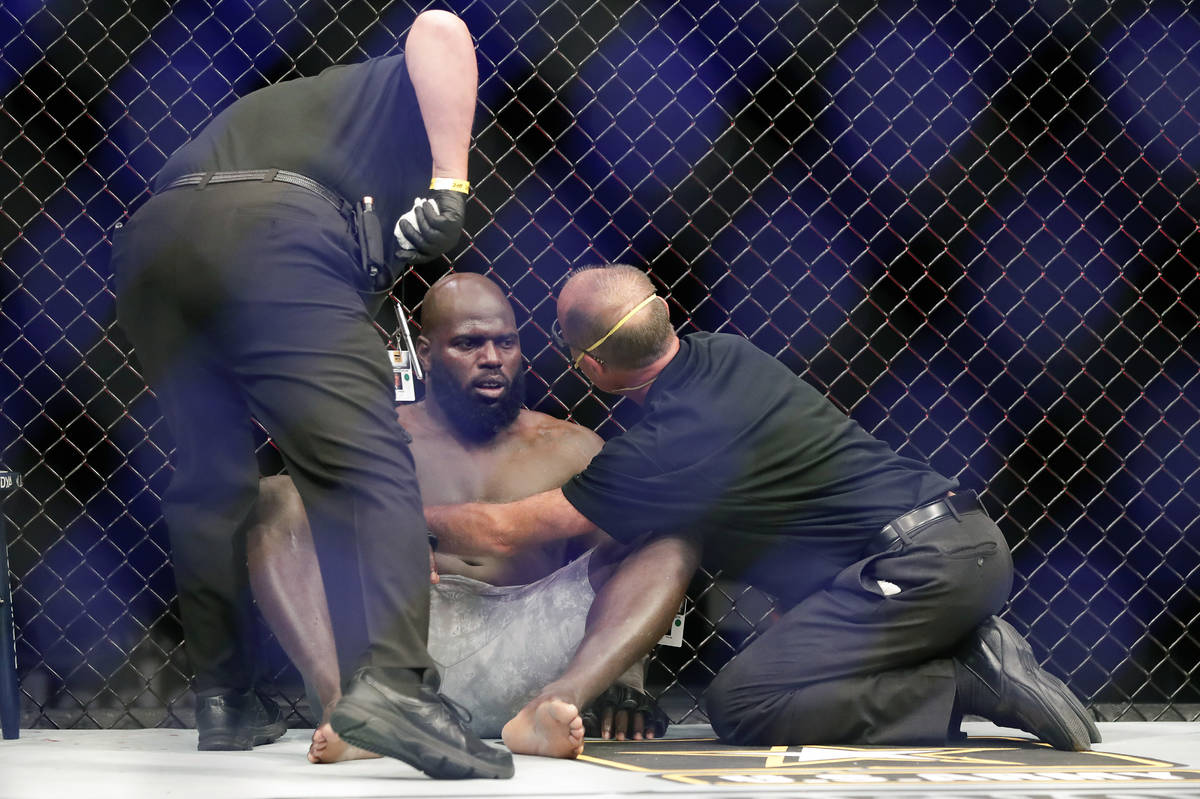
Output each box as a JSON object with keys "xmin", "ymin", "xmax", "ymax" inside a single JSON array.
[{"xmin": 427, "ymin": 549, "xmax": 595, "ymax": 737}]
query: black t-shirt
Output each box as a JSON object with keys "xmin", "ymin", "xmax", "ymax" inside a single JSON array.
[
  {"xmin": 561, "ymin": 332, "xmax": 958, "ymax": 604},
  {"xmin": 155, "ymin": 54, "xmax": 431, "ymax": 262}
]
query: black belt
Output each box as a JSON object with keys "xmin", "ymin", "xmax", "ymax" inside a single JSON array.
[
  {"xmin": 863, "ymin": 492, "xmax": 986, "ymax": 556},
  {"xmin": 159, "ymin": 169, "xmax": 350, "ymax": 213}
]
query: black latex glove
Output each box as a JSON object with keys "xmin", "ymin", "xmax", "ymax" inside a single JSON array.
[
  {"xmin": 394, "ymin": 189, "xmax": 466, "ymax": 263},
  {"xmin": 581, "ymin": 685, "xmax": 670, "ymax": 740}
]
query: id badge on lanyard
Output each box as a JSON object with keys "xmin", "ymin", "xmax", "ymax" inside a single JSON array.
[{"xmin": 390, "ymin": 299, "xmax": 422, "ymax": 403}]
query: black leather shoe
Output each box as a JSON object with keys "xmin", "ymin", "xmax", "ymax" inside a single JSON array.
[
  {"xmin": 954, "ymin": 616, "xmax": 1101, "ymax": 750},
  {"xmin": 196, "ymin": 690, "xmax": 288, "ymax": 751},
  {"xmin": 331, "ymin": 671, "xmax": 514, "ymax": 779}
]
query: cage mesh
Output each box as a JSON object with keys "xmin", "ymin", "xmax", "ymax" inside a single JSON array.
[{"xmin": 1, "ymin": 0, "xmax": 1198, "ymax": 728}]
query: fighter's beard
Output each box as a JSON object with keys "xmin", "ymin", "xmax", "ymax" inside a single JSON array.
[{"xmin": 428, "ymin": 362, "xmax": 525, "ymax": 443}]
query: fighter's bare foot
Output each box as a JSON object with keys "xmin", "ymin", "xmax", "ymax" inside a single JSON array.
[
  {"xmin": 307, "ymin": 722, "xmax": 381, "ymax": 764},
  {"xmin": 501, "ymin": 697, "xmax": 585, "ymax": 759}
]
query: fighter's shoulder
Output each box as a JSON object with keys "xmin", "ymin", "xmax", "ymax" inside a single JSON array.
[
  {"xmin": 394, "ymin": 402, "xmax": 421, "ymax": 426},
  {"xmin": 394, "ymin": 401, "xmax": 438, "ymax": 439},
  {"xmin": 514, "ymin": 409, "xmax": 603, "ymax": 458}
]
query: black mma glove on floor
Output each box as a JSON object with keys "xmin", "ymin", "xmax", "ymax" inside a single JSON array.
[{"xmin": 581, "ymin": 685, "xmax": 670, "ymax": 739}]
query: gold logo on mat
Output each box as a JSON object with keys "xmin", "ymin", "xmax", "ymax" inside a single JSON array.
[{"xmin": 578, "ymin": 737, "xmax": 1199, "ymax": 788}]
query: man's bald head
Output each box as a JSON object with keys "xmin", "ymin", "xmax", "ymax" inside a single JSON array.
[
  {"xmin": 421, "ymin": 272, "xmax": 517, "ymax": 337},
  {"xmin": 557, "ymin": 264, "xmax": 673, "ymax": 370}
]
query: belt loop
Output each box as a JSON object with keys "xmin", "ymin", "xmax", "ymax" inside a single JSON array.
[
  {"xmin": 197, "ymin": 172, "xmax": 213, "ymax": 189},
  {"xmin": 947, "ymin": 492, "xmax": 962, "ymax": 522},
  {"xmin": 262, "ymin": 168, "xmax": 278, "ymax": 183},
  {"xmin": 883, "ymin": 522, "xmax": 909, "ymax": 551}
]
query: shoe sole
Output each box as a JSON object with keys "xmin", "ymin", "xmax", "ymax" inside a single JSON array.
[
  {"xmin": 984, "ymin": 618, "xmax": 1097, "ymax": 750},
  {"xmin": 332, "ymin": 696, "xmax": 514, "ymax": 779},
  {"xmin": 252, "ymin": 719, "xmax": 289, "ymax": 746},
  {"xmin": 197, "ymin": 720, "xmax": 288, "ymax": 751},
  {"xmin": 198, "ymin": 735, "xmax": 252, "ymax": 751},
  {"xmin": 1036, "ymin": 666, "xmax": 1101, "ymax": 744}
]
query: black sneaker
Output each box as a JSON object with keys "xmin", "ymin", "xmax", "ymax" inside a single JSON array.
[
  {"xmin": 196, "ymin": 690, "xmax": 288, "ymax": 751},
  {"xmin": 954, "ymin": 616, "xmax": 1101, "ymax": 750},
  {"xmin": 331, "ymin": 670, "xmax": 514, "ymax": 779}
]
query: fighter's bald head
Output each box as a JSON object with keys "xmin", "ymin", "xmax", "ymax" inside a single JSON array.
[
  {"xmin": 417, "ymin": 272, "xmax": 525, "ymax": 441},
  {"xmin": 557, "ymin": 264, "xmax": 673, "ymax": 370},
  {"xmin": 421, "ymin": 272, "xmax": 517, "ymax": 337}
]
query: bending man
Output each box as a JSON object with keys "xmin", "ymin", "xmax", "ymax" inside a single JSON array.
[
  {"xmin": 426, "ymin": 262, "xmax": 1102, "ymax": 754},
  {"xmin": 111, "ymin": 11, "xmax": 512, "ymax": 778}
]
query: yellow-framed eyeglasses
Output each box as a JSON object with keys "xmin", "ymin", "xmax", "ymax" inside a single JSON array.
[{"xmin": 551, "ymin": 292, "xmax": 659, "ymax": 368}]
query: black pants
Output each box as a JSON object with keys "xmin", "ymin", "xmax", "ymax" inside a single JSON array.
[
  {"xmin": 705, "ymin": 507, "xmax": 1013, "ymax": 745},
  {"xmin": 111, "ymin": 181, "xmax": 432, "ymax": 695}
]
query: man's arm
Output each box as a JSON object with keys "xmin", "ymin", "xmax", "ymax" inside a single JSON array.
[
  {"xmin": 425, "ymin": 487, "xmax": 600, "ymax": 558},
  {"xmin": 398, "ymin": 11, "xmax": 477, "ymax": 263},
  {"xmin": 405, "ymin": 10, "xmax": 476, "ymax": 180}
]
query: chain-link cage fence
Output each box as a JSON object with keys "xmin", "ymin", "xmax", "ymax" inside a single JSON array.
[{"xmin": 2, "ymin": 0, "xmax": 1198, "ymax": 730}]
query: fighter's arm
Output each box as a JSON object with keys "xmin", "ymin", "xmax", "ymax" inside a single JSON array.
[
  {"xmin": 425, "ymin": 487, "xmax": 599, "ymax": 558},
  {"xmin": 546, "ymin": 422, "xmax": 609, "ymax": 556}
]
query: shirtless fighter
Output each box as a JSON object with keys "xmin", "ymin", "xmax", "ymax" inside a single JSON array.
[{"xmin": 247, "ymin": 273, "xmax": 695, "ymax": 761}]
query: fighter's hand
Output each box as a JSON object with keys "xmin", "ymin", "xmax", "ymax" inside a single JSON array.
[
  {"xmin": 581, "ymin": 685, "xmax": 669, "ymax": 741},
  {"xmin": 429, "ymin": 545, "xmax": 439, "ymax": 585},
  {"xmin": 394, "ymin": 189, "xmax": 466, "ymax": 263}
]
